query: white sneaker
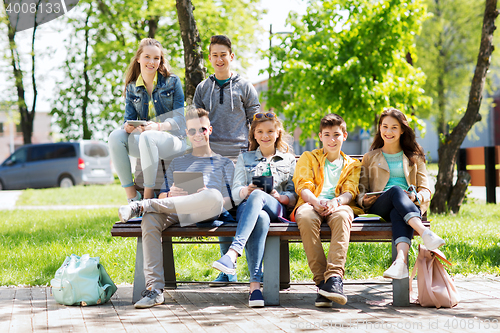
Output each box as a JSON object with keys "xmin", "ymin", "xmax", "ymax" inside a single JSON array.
[
  {"xmin": 118, "ymin": 201, "xmax": 143, "ymax": 222},
  {"xmin": 383, "ymin": 259, "xmax": 409, "ymax": 279},
  {"xmin": 134, "ymin": 289, "xmax": 164, "ymax": 309},
  {"xmin": 421, "ymin": 229, "xmax": 445, "ymax": 250}
]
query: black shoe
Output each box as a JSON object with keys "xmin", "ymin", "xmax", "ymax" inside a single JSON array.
[
  {"xmin": 319, "ymin": 276, "xmax": 347, "ymax": 305},
  {"xmin": 314, "ymin": 280, "xmax": 332, "ymax": 307}
]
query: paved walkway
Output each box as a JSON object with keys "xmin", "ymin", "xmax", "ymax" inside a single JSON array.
[{"xmin": 1, "ymin": 277, "xmax": 499, "ymax": 332}]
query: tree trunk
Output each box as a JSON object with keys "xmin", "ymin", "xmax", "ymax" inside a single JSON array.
[
  {"xmin": 4, "ymin": 1, "xmax": 35, "ymax": 144},
  {"xmin": 82, "ymin": 14, "xmax": 92, "ymax": 140},
  {"xmin": 176, "ymin": 0, "xmax": 206, "ymax": 105},
  {"xmin": 448, "ymin": 171, "xmax": 471, "ymax": 214},
  {"xmin": 430, "ymin": 0, "xmax": 498, "ymax": 214}
]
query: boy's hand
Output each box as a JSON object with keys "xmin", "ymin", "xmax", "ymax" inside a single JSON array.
[
  {"xmin": 319, "ymin": 198, "xmax": 341, "ymax": 216},
  {"xmin": 312, "ymin": 199, "xmax": 328, "ymax": 215},
  {"xmin": 196, "ymin": 186, "xmax": 209, "ymax": 193},
  {"xmin": 158, "ymin": 192, "xmax": 168, "ymax": 199},
  {"xmin": 169, "ymin": 184, "xmax": 188, "ymax": 197}
]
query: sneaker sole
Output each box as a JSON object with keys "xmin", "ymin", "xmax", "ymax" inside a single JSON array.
[
  {"xmin": 425, "ymin": 239, "xmax": 446, "ymax": 251},
  {"xmin": 383, "ymin": 271, "xmax": 409, "ymax": 279},
  {"xmin": 318, "ymin": 290, "xmax": 348, "ymax": 305},
  {"xmin": 134, "ymin": 300, "xmax": 164, "ymax": 309},
  {"xmin": 249, "ymin": 299, "xmax": 265, "ymax": 307},
  {"xmin": 212, "ymin": 261, "xmax": 236, "ymax": 276},
  {"xmin": 118, "ymin": 207, "xmax": 130, "ymax": 223},
  {"xmin": 315, "ymin": 301, "xmax": 333, "ymax": 308},
  {"xmin": 208, "ymin": 282, "xmax": 229, "ymax": 287}
]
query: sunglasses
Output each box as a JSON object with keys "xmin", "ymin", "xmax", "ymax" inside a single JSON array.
[
  {"xmin": 253, "ymin": 112, "xmax": 276, "ymax": 121},
  {"xmin": 187, "ymin": 127, "xmax": 208, "ymax": 136}
]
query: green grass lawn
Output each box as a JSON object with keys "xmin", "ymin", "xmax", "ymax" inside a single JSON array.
[
  {"xmin": 1, "ymin": 186, "xmax": 499, "ymax": 286},
  {"xmin": 16, "ymin": 184, "xmax": 127, "ymax": 206}
]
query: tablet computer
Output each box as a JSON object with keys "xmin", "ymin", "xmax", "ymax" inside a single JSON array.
[
  {"xmin": 127, "ymin": 120, "xmax": 147, "ymax": 127},
  {"xmin": 173, "ymin": 171, "xmax": 205, "ymax": 194},
  {"xmin": 365, "ymin": 191, "xmax": 385, "ymax": 196}
]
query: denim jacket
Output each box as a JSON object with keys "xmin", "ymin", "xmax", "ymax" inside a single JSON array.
[
  {"xmin": 124, "ymin": 73, "xmax": 186, "ymax": 138},
  {"xmin": 232, "ymin": 147, "xmax": 297, "ymax": 210}
]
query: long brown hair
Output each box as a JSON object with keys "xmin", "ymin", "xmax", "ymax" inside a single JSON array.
[
  {"xmin": 123, "ymin": 38, "xmax": 170, "ymax": 96},
  {"xmin": 249, "ymin": 114, "xmax": 292, "ymax": 153},
  {"xmin": 370, "ymin": 108, "xmax": 425, "ymax": 164}
]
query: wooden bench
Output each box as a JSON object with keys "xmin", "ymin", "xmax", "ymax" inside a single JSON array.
[
  {"xmin": 111, "ymin": 217, "xmax": 429, "ymax": 306},
  {"xmin": 112, "ymin": 154, "xmax": 430, "ymax": 306}
]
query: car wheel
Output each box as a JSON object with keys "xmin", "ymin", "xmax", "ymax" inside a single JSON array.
[
  {"xmin": 0, "ymin": 180, "xmax": 3, "ymax": 191},
  {"xmin": 59, "ymin": 176, "xmax": 74, "ymax": 188}
]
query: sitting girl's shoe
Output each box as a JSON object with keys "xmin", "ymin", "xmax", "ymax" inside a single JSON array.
[
  {"xmin": 248, "ymin": 289, "xmax": 265, "ymax": 307},
  {"xmin": 421, "ymin": 229, "xmax": 445, "ymax": 250},
  {"xmin": 212, "ymin": 255, "xmax": 236, "ymax": 275},
  {"xmin": 383, "ymin": 258, "xmax": 408, "ymax": 279}
]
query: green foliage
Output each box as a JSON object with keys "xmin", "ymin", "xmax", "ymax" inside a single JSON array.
[
  {"xmin": 50, "ymin": 0, "xmax": 264, "ymax": 141},
  {"xmin": 415, "ymin": 0, "xmax": 490, "ymax": 138},
  {"xmin": 267, "ymin": 0, "xmax": 431, "ymax": 143}
]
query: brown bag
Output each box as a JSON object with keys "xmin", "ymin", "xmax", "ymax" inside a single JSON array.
[{"xmin": 410, "ymin": 244, "xmax": 460, "ymax": 308}]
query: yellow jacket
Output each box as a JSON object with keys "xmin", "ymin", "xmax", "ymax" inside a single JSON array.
[
  {"xmin": 356, "ymin": 148, "xmax": 431, "ymax": 214},
  {"xmin": 292, "ymin": 149, "xmax": 363, "ymax": 220}
]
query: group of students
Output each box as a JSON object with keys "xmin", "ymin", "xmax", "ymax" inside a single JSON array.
[{"xmin": 108, "ymin": 35, "xmax": 446, "ymax": 310}]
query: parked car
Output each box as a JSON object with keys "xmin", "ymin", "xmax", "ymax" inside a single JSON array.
[{"xmin": 0, "ymin": 141, "xmax": 114, "ymax": 190}]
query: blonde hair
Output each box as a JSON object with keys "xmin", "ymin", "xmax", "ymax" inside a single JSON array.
[
  {"xmin": 249, "ymin": 114, "xmax": 292, "ymax": 153},
  {"xmin": 123, "ymin": 38, "xmax": 170, "ymax": 96}
]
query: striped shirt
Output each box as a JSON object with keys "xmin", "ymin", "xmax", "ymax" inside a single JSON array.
[{"xmin": 161, "ymin": 153, "xmax": 235, "ymax": 199}]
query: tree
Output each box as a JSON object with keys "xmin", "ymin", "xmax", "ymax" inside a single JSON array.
[
  {"xmin": 176, "ymin": 0, "xmax": 206, "ymax": 104},
  {"xmin": 415, "ymin": 0, "xmax": 486, "ymax": 143},
  {"xmin": 2, "ymin": 0, "xmax": 41, "ymax": 144},
  {"xmin": 267, "ymin": 0, "xmax": 431, "ymax": 142},
  {"xmin": 430, "ymin": 0, "xmax": 498, "ymax": 214},
  {"xmin": 50, "ymin": 0, "xmax": 264, "ymax": 140}
]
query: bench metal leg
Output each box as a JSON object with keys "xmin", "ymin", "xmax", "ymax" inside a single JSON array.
[
  {"xmin": 263, "ymin": 236, "xmax": 280, "ymax": 306},
  {"xmin": 162, "ymin": 237, "xmax": 177, "ymax": 289},
  {"xmin": 132, "ymin": 237, "xmax": 146, "ymax": 304},
  {"xmin": 391, "ymin": 241, "xmax": 410, "ymax": 306},
  {"xmin": 280, "ymin": 240, "xmax": 290, "ymax": 290}
]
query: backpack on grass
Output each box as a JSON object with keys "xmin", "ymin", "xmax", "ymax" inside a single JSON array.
[
  {"xmin": 410, "ymin": 244, "xmax": 460, "ymax": 308},
  {"xmin": 51, "ymin": 254, "xmax": 117, "ymax": 306}
]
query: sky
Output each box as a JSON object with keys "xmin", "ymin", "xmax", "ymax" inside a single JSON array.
[{"xmin": 1, "ymin": 0, "xmax": 309, "ymax": 112}]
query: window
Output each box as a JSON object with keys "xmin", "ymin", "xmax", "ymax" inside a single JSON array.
[
  {"xmin": 0, "ymin": 123, "xmax": 3, "ymax": 133},
  {"xmin": 3, "ymin": 147, "xmax": 28, "ymax": 165},
  {"xmin": 83, "ymin": 143, "xmax": 109, "ymax": 157},
  {"xmin": 29, "ymin": 144, "xmax": 76, "ymax": 162},
  {"xmin": 16, "ymin": 123, "xmax": 21, "ymax": 133}
]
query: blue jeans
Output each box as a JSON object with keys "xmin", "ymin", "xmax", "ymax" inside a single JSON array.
[
  {"xmin": 108, "ymin": 128, "xmax": 186, "ymax": 188},
  {"xmin": 368, "ymin": 186, "xmax": 421, "ymax": 246},
  {"xmin": 230, "ymin": 190, "xmax": 285, "ymax": 283}
]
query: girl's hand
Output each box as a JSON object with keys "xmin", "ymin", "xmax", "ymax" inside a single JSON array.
[
  {"xmin": 124, "ymin": 123, "xmax": 136, "ymax": 134},
  {"xmin": 270, "ymin": 189, "xmax": 281, "ymax": 201},
  {"xmin": 405, "ymin": 190, "xmax": 417, "ymax": 202},
  {"xmin": 143, "ymin": 121, "xmax": 158, "ymax": 131},
  {"xmin": 362, "ymin": 194, "xmax": 379, "ymax": 207},
  {"xmin": 246, "ymin": 183, "xmax": 260, "ymax": 197}
]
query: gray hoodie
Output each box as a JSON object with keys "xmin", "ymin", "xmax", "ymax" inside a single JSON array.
[{"xmin": 193, "ymin": 73, "xmax": 260, "ymax": 157}]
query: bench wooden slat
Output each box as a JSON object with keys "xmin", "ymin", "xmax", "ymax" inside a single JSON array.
[{"xmin": 111, "ymin": 220, "xmax": 430, "ymax": 240}]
